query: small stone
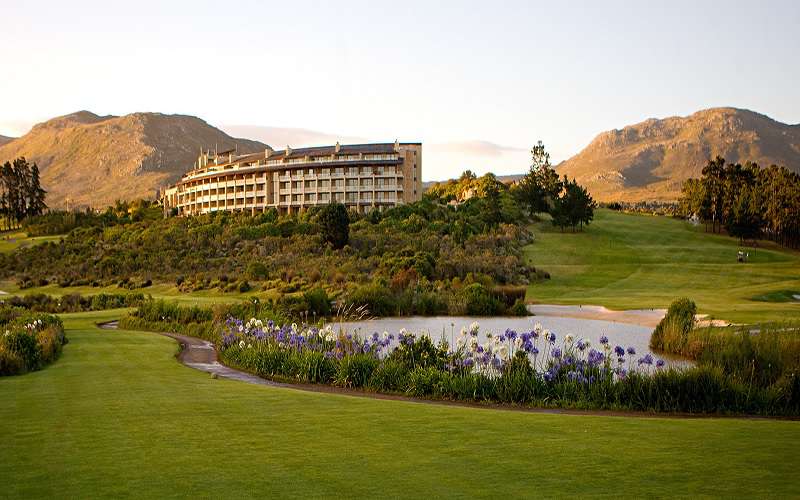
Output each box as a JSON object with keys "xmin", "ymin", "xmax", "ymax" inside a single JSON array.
[{"xmin": 211, "ymin": 373, "xmax": 218, "ymax": 379}]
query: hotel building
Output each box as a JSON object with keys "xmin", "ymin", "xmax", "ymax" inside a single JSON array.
[{"xmin": 161, "ymin": 141, "xmax": 421, "ymax": 216}]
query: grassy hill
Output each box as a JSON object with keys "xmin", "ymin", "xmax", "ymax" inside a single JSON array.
[
  {"xmin": 1, "ymin": 311, "xmax": 797, "ymax": 498},
  {"xmin": 0, "ymin": 111, "xmax": 270, "ymax": 208},
  {"xmin": 557, "ymin": 107, "xmax": 800, "ymax": 202},
  {"xmin": 525, "ymin": 209, "xmax": 800, "ymax": 323}
]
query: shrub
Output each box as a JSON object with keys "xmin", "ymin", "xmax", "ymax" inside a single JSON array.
[
  {"xmin": 334, "ymin": 354, "xmax": 379, "ymax": 388},
  {"xmin": 460, "ymin": 283, "xmax": 503, "ymax": 315},
  {"xmin": 0, "ymin": 345, "xmax": 25, "ymax": 376},
  {"xmin": 368, "ymin": 359, "xmax": 410, "ymax": 392},
  {"xmin": 650, "ymin": 298, "xmax": 696, "ymax": 352}
]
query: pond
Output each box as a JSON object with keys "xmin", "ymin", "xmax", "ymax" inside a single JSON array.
[{"xmin": 328, "ymin": 315, "xmax": 688, "ymax": 367}]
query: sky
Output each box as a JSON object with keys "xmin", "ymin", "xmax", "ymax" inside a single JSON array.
[{"xmin": 1, "ymin": 0, "xmax": 798, "ymax": 180}]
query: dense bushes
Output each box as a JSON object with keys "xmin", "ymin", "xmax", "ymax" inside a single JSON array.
[
  {"xmin": 0, "ymin": 307, "xmax": 66, "ymax": 375},
  {"xmin": 1, "ymin": 196, "xmax": 535, "ymax": 318},
  {"xmin": 1, "ymin": 292, "xmax": 145, "ymax": 313}
]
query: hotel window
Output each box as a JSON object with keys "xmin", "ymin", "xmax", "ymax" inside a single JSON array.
[
  {"xmin": 305, "ymin": 193, "xmax": 315, "ymax": 202},
  {"xmin": 281, "ymin": 182, "xmax": 290, "ymax": 190},
  {"xmin": 362, "ymin": 192, "xmax": 372, "ymax": 200},
  {"xmin": 292, "ymin": 194, "xmax": 300, "ymax": 202},
  {"xmin": 346, "ymin": 179, "xmax": 358, "ymax": 187},
  {"xmin": 333, "ymin": 179, "xmax": 344, "ymax": 188},
  {"xmin": 320, "ymin": 168, "xmax": 329, "ymax": 175},
  {"xmin": 304, "ymin": 180, "xmax": 315, "ymax": 188},
  {"xmin": 385, "ymin": 166, "xmax": 395, "ymax": 174},
  {"xmin": 346, "ymin": 192, "xmax": 357, "ymax": 202},
  {"xmin": 334, "ymin": 193, "xmax": 344, "ymax": 202},
  {"xmin": 360, "ymin": 166, "xmax": 371, "ymax": 174},
  {"xmin": 334, "ymin": 167, "xmax": 344, "ymax": 175},
  {"xmin": 361, "ymin": 179, "xmax": 373, "ymax": 187},
  {"xmin": 307, "ymin": 169, "xmax": 314, "ymax": 175},
  {"xmin": 348, "ymin": 167, "xmax": 358, "ymax": 175},
  {"xmin": 319, "ymin": 179, "xmax": 330, "ymax": 188},
  {"xmin": 374, "ymin": 166, "xmax": 384, "ymax": 175},
  {"xmin": 319, "ymin": 193, "xmax": 330, "ymax": 202},
  {"xmin": 292, "ymin": 181, "xmax": 301, "ymax": 189},
  {"xmin": 280, "ymin": 195, "xmax": 288, "ymax": 203}
]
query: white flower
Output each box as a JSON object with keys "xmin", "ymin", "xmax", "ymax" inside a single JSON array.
[
  {"xmin": 514, "ymin": 337, "xmax": 523, "ymax": 349},
  {"xmin": 459, "ymin": 327, "xmax": 467, "ymax": 337},
  {"xmin": 291, "ymin": 323, "xmax": 298, "ymax": 333},
  {"xmin": 583, "ymin": 339, "xmax": 591, "ymax": 349},
  {"xmin": 239, "ymin": 340, "xmax": 245, "ymax": 348},
  {"xmin": 534, "ymin": 323, "xmax": 543, "ymax": 334},
  {"xmin": 469, "ymin": 337, "xmax": 479, "ymax": 352},
  {"xmin": 456, "ymin": 337, "xmax": 466, "ymax": 348},
  {"xmin": 469, "ymin": 322, "xmax": 480, "ymax": 335},
  {"xmin": 565, "ymin": 334, "xmax": 574, "ymax": 344},
  {"xmin": 497, "ymin": 345, "xmax": 509, "ymax": 361},
  {"xmin": 247, "ymin": 343, "xmax": 252, "ymax": 349}
]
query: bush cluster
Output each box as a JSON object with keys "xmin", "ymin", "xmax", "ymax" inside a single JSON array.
[
  {"xmin": 1, "ymin": 292, "xmax": 146, "ymax": 313},
  {"xmin": 0, "ymin": 307, "xmax": 66, "ymax": 376}
]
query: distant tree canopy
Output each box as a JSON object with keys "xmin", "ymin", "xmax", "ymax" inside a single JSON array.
[
  {"xmin": 512, "ymin": 141, "xmax": 596, "ymax": 231},
  {"xmin": 0, "ymin": 157, "xmax": 47, "ymax": 230},
  {"xmin": 679, "ymin": 156, "xmax": 800, "ymax": 248}
]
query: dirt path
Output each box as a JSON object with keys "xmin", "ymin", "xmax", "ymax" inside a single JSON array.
[{"xmin": 97, "ymin": 321, "xmax": 789, "ymax": 421}]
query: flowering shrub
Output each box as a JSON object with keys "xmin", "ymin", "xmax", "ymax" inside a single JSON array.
[
  {"xmin": 215, "ymin": 316, "xmax": 799, "ymax": 415},
  {"xmin": 0, "ymin": 308, "xmax": 66, "ymax": 375}
]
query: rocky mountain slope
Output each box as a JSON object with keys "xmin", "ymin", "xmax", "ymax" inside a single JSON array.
[
  {"xmin": 556, "ymin": 108, "xmax": 800, "ymax": 201},
  {"xmin": 0, "ymin": 135, "xmax": 15, "ymax": 147},
  {"xmin": 0, "ymin": 111, "xmax": 270, "ymax": 208}
]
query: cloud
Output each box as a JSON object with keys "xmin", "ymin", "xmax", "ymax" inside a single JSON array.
[
  {"xmin": 427, "ymin": 140, "xmax": 526, "ymax": 158},
  {"xmin": 221, "ymin": 125, "xmax": 370, "ymax": 149}
]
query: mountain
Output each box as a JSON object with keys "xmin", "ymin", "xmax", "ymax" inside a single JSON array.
[
  {"xmin": 0, "ymin": 111, "xmax": 270, "ymax": 208},
  {"xmin": 0, "ymin": 135, "xmax": 15, "ymax": 147},
  {"xmin": 556, "ymin": 108, "xmax": 800, "ymax": 202}
]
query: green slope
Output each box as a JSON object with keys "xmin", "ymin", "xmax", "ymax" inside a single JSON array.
[{"xmin": 525, "ymin": 210, "xmax": 800, "ymax": 323}]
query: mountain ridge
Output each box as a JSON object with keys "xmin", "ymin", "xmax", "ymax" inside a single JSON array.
[
  {"xmin": 556, "ymin": 107, "xmax": 800, "ymax": 201},
  {"xmin": 0, "ymin": 111, "xmax": 270, "ymax": 208}
]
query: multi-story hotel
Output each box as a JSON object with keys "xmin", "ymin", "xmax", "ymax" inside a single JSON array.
[{"xmin": 161, "ymin": 141, "xmax": 422, "ymax": 216}]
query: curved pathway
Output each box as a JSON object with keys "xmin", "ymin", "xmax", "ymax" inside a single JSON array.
[{"xmin": 97, "ymin": 321, "xmax": 782, "ymax": 420}]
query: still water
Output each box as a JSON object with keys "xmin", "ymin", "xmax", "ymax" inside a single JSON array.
[{"xmin": 328, "ymin": 315, "xmax": 686, "ymax": 366}]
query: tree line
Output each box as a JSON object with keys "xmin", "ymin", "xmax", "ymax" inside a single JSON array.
[
  {"xmin": 0, "ymin": 157, "xmax": 47, "ymax": 231},
  {"xmin": 679, "ymin": 156, "xmax": 800, "ymax": 248},
  {"xmin": 513, "ymin": 141, "xmax": 596, "ymax": 231}
]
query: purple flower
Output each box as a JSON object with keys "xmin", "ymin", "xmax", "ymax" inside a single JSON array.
[
  {"xmin": 600, "ymin": 335, "xmax": 609, "ymax": 345},
  {"xmin": 614, "ymin": 345, "xmax": 625, "ymax": 357},
  {"xmin": 551, "ymin": 348, "xmax": 562, "ymax": 359},
  {"xmin": 627, "ymin": 346, "xmax": 636, "ymax": 356},
  {"xmin": 656, "ymin": 359, "xmax": 666, "ymax": 368}
]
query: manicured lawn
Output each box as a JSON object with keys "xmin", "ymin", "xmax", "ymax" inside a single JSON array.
[
  {"xmin": 0, "ymin": 231, "xmax": 63, "ymax": 254},
  {"xmin": 1, "ymin": 311, "xmax": 798, "ymax": 498},
  {"xmin": 525, "ymin": 210, "xmax": 800, "ymax": 324}
]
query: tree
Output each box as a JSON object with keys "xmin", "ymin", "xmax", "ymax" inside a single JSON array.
[
  {"xmin": 27, "ymin": 162, "xmax": 47, "ymax": 217},
  {"xmin": 0, "ymin": 157, "xmax": 47, "ymax": 229},
  {"xmin": 514, "ymin": 141, "xmax": 562, "ymax": 215},
  {"xmin": 551, "ymin": 176, "xmax": 595, "ymax": 232},
  {"xmin": 316, "ymin": 202, "xmax": 350, "ymax": 249}
]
